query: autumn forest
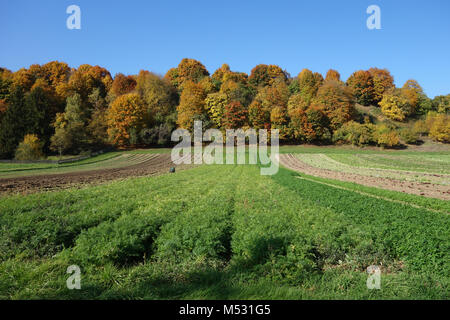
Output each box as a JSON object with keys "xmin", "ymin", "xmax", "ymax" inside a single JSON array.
[{"xmin": 0, "ymin": 59, "xmax": 448, "ymax": 160}]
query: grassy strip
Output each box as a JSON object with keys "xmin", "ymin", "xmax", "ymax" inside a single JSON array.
[
  {"xmin": 327, "ymin": 153, "xmax": 450, "ymax": 174},
  {"xmin": 0, "ymin": 152, "xmax": 122, "ymax": 172},
  {"xmin": 295, "ymin": 154, "xmax": 448, "ymax": 185},
  {"xmin": 0, "ymin": 153, "xmax": 158, "ymax": 179},
  {"xmin": 279, "ymin": 145, "xmax": 450, "ymax": 155}
]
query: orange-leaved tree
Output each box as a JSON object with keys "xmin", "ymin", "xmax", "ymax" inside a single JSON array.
[
  {"xmin": 111, "ymin": 73, "xmax": 137, "ymax": 97},
  {"xmin": 346, "ymin": 70, "xmax": 375, "ymax": 106},
  {"xmin": 287, "ymin": 93, "xmax": 310, "ymax": 141},
  {"xmin": 69, "ymin": 64, "xmax": 113, "ymax": 107},
  {"xmin": 314, "ymin": 80, "xmax": 355, "ymax": 130},
  {"xmin": 248, "ymin": 99, "xmax": 270, "ymax": 130},
  {"xmin": 249, "ymin": 78, "xmax": 289, "ymax": 131},
  {"xmin": 249, "ymin": 64, "xmax": 287, "ymax": 88},
  {"xmin": 212, "ymin": 64, "xmax": 231, "ymax": 83},
  {"xmin": 302, "ymin": 104, "xmax": 331, "ymax": 143},
  {"xmin": 164, "ymin": 58, "xmax": 209, "ymax": 90},
  {"xmin": 325, "ymin": 69, "xmax": 341, "ymax": 82},
  {"xmin": 223, "ymin": 101, "xmax": 248, "ymax": 129},
  {"xmin": 107, "ymin": 93, "xmax": 147, "ymax": 146}
]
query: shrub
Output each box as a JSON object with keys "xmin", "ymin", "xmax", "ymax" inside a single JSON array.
[
  {"xmin": 399, "ymin": 127, "xmax": 420, "ymax": 144},
  {"xmin": 425, "ymin": 112, "xmax": 438, "ymax": 130},
  {"xmin": 14, "ymin": 134, "xmax": 44, "ymax": 160},
  {"xmin": 429, "ymin": 114, "xmax": 450, "ymax": 143},
  {"xmin": 374, "ymin": 125, "xmax": 401, "ymax": 148},
  {"xmin": 413, "ymin": 120, "xmax": 429, "ymax": 135},
  {"xmin": 332, "ymin": 121, "xmax": 374, "ymax": 146}
]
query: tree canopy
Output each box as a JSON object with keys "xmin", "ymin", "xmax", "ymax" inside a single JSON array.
[{"xmin": 0, "ymin": 59, "xmax": 447, "ymax": 158}]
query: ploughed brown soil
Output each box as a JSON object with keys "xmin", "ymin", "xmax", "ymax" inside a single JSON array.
[
  {"xmin": 0, "ymin": 154, "xmax": 194, "ymax": 196},
  {"xmin": 279, "ymin": 154, "xmax": 450, "ymax": 201}
]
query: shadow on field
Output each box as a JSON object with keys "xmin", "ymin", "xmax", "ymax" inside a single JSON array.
[{"xmin": 99, "ymin": 265, "xmax": 282, "ymax": 300}]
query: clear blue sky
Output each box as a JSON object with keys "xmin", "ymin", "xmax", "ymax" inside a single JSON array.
[{"xmin": 1, "ymin": 0, "xmax": 449, "ymax": 97}]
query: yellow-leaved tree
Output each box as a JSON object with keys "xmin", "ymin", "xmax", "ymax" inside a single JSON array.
[
  {"xmin": 368, "ymin": 68, "xmax": 394, "ymax": 104},
  {"xmin": 374, "ymin": 125, "xmax": 401, "ymax": 148},
  {"xmin": 429, "ymin": 114, "xmax": 450, "ymax": 143},
  {"xmin": 15, "ymin": 134, "xmax": 44, "ymax": 160},
  {"xmin": 176, "ymin": 81, "xmax": 207, "ymax": 130},
  {"xmin": 379, "ymin": 91, "xmax": 411, "ymax": 121},
  {"xmin": 205, "ymin": 92, "xmax": 229, "ymax": 128}
]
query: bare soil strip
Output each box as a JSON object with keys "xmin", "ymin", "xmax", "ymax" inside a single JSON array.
[
  {"xmin": 280, "ymin": 154, "xmax": 450, "ymax": 201},
  {"xmin": 0, "ymin": 154, "xmax": 195, "ymax": 196}
]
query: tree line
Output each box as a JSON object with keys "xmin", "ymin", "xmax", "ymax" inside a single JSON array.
[{"xmin": 0, "ymin": 59, "xmax": 448, "ymax": 159}]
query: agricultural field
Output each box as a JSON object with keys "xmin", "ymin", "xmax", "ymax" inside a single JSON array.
[
  {"xmin": 0, "ymin": 152, "xmax": 194, "ymax": 194},
  {"xmin": 0, "ymin": 147, "xmax": 449, "ymax": 299},
  {"xmin": 279, "ymin": 153, "xmax": 450, "ymax": 200},
  {"xmin": 0, "ymin": 149, "xmax": 173, "ymax": 178}
]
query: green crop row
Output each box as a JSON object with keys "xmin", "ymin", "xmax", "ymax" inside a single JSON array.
[
  {"xmin": 230, "ymin": 166, "xmax": 400, "ymax": 286},
  {"xmin": 294, "ymin": 172, "xmax": 450, "ymax": 213},
  {"xmin": 271, "ymin": 168, "xmax": 450, "ymax": 276},
  {"xmin": 66, "ymin": 167, "xmax": 232, "ymax": 267},
  {"xmin": 153, "ymin": 169, "xmax": 239, "ymax": 264}
]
